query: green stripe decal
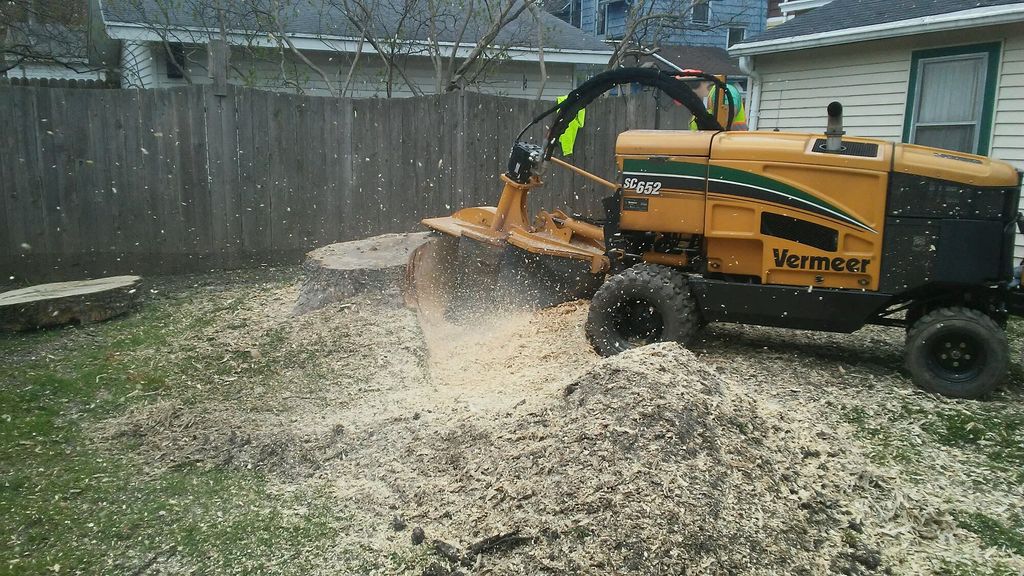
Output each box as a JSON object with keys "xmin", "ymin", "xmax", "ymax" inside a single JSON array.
[
  {"xmin": 619, "ymin": 159, "xmax": 873, "ymax": 232},
  {"xmin": 622, "ymin": 158, "xmax": 706, "ymax": 178},
  {"xmin": 708, "ymin": 165, "xmax": 873, "ymax": 232}
]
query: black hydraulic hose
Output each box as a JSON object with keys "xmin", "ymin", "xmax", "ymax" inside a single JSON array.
[{"xmin": 512, "ymin": 67, "xmax": 734, "ymax": 159}]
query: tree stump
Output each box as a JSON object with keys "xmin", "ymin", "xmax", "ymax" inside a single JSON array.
[
  {"xmin": 0, "ymin": 275, "xmax": 143, "ymax": 332},
  {"xmin": 293, "ymin": 232, "xmax": 432, "ymax": 315}
]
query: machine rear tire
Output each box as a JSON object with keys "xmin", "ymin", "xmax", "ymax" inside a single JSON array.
[
  {"xmin": 585, "ymin": 264, "xmax": 701, "ymax": 357},
  {"xmin": 905, "ymin": 307, "xmax": 1007, "ymax": 399}
]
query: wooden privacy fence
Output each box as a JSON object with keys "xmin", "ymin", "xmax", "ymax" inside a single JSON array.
[{"xmin": 0, "ymin": 85, "xmax": 692, "ymax": 282}]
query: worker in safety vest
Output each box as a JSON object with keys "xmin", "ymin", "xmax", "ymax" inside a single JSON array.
[
  {"xmin": 556, "ymin": 94, "xmax": 586, "ymax": 156},
  {"xmin": 688, "ymin": 80, "xmax": 748, "ymax": 131}
]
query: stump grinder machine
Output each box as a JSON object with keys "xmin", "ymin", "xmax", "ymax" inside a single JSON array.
[{"xmin": 406, "ymin": 68, "xmax": 1024, "ymax": 399}]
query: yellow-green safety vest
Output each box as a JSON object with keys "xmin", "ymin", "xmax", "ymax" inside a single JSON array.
[{"xmin": 556, "ymin": 95, "xmax": 586, "ymax": 155}]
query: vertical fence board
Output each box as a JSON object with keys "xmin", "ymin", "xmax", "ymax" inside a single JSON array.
[
  {"xmin": 348, "ymin": 99, "xmax": 369, "ymax": 238},
  {"xmin": 70, "ymin": 89, "xmax": 107, "ymax": 269},
  {"xmin": 34, "ymin": 90, "xmax": 69, "ymax": 263},
  {"xmin": 337, "ymin": 98, "xmax": 354, "ymax": 241},
  {"xmin": 0, "ymin": 89, "xmax": 22, "ymax": 270},
  {"xmin": 251, "ymin": 88, "xmax": 274, "ymax": 255},
  {"xmin": 109, "ymin": 90, "xmax": 135, "ymax": 267},
  {"xmin": 233, "ymin": 86, "xmax": 258, "ymax": 257},
  {"xmin": 183, "ymin": 87, "xmax": 211, "ymax": 261},
  {"xmin": 131, "ymin": 89, "xmax": 156, "ymax": 260}
]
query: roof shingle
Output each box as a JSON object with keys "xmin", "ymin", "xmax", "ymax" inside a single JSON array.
[
  {"xmin": 100, "ymin": 0, "xmax": 610, "ymax": 52},
  {"xmin": 746, "ymin": 0, "xmax": 1024, "ymax": 44}
]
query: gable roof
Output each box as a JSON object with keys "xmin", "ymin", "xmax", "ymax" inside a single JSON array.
[
  {"xmin": 731, "ymin": 0, "xmax": 1024, "ymax": 55},
  {"xmin": 4, "ymin": 22, "xmax": 89, "ymax": 62},
  {"xmin": 99, "ymin": 0, "xmax": 611, "ymax": 61}
]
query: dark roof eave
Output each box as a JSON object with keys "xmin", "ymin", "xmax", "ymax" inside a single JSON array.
[{"xmin": 730, "ymin": 3, "xmax": 1024, "ymax": 56}]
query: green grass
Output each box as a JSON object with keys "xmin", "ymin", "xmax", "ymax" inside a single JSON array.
[
  {"xmin": 0, "ymin": 269, "xmax": 356, "ymax": 575},
  {"xmin": 840, "ymin": 405, "xmax": 921, "ymax": 466},
  {"xmin": 911, "ymin": 404, "xmax": 1024, "ymax": 483},
  {"xmin": 840, "ymin": 393, "xmax": 1024, "ymax": 483},
  {"xmin": 954, "ymin": 511, "xmax": 1024, "ymax": 556},
  {"xmin": 936, "ymin": 560, "xmax": 1021, "ymax": 576}
]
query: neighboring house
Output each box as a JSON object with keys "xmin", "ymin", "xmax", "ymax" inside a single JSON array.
[
  {"xmin": 98, "ymin": 0, "xmax": 612, "ymax": 99},
  {"xmin": 730, "ymin": 0, "xmax": 1024, "ymax": 253},
  {"xmin": 1, "ymin": 17, "xmax": 116, "ymax": 83},
  {"xmin": 766, "ymin": 0, "xmax": 784, "ymax": 27},
  {"xmin": 638, "ymin": 45, "xmax": 743, "ymax": 77},
  {"xmin": 770, "ymin": 0, "xmax": 827, "ymax": 25},
  {"xmin": 575, "ymin": 0, "xmax": 766, "ymax": 50}
]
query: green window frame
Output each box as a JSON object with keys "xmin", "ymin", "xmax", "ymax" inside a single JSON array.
[{"xmin": 902, "ymin": 42, "xmax": 1001, "ymax": 156}]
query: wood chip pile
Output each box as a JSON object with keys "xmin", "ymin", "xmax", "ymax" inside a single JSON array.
[{"xmin": 339, "ymin": 343, "xmax": 886, "ymax": 575}]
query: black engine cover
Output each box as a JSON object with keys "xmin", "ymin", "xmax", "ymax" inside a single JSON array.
[{"xmin": 879, "ymin": 173, "xmax": 1020, "ymax": 293}]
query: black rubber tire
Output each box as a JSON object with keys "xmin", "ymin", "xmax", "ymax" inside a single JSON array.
[
  {"xmin": 905, "ymin": 306, "xmax": 1008, "ymax": 399},
  {"xmin": 585, "ymin": 263, "xmax": 701, "ymax": 357}
]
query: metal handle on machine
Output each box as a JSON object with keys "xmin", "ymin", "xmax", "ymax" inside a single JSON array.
[{"xmin": 549, "ymin": 157, "xmax": 620, "ymax": 191}]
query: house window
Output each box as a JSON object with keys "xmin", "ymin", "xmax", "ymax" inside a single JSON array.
[
  {"xmin": 692, "ymin": 0, "xmax": 709, "ymax": 24},
  {"xmin": 166, "ymin": 43, "xmax": 187, "ymax": 79},
  {"xmin": 904, "ymin": 43, "xmax": 1000, "ymax": 155},
  {"xmin": 602, "ymin": 0, "xmax": 625, "ymax": 39},
  {"xmin": 597, "ymin": 2, "xmax": 607, "ymax": 35},
  {"xmin": 571, "ymin": 0, "xmax": 582, "ymax": 27},
  {"xmin": 728, "ymin": 27, "xmax": 745, "ymax": 47}
]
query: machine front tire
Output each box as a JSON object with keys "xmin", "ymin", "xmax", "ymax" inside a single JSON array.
[
  {"xmin": 905, "ymin": 307, "xmax": 1008, "ymax": 399},
  {"xmin": 585, "ymin": 264, "xmax": 701, "ymax": 357}
]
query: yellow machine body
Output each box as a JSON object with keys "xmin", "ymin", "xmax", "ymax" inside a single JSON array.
[
  {"xmin": 615, "ymin": 130, "xmax": 1020, "ymax": 292},
  {"xmin": 412, "ymin": 127, "xmax": 1019, "ymax": 319}
]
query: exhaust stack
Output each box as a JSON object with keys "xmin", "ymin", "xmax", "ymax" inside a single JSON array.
[{"xmin": 825, "ymin": 101, "xmax": 845, "ymax": 152}]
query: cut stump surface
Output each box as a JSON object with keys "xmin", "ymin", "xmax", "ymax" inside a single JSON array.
[
  {"xmin": 293, "ymin": 232, "xmax": 432, "ymax": 315},
  {"xmin": 0, "ymin": 275, "xmax": 143, "ymax": 332}
]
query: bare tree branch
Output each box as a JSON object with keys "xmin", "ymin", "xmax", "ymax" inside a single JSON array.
[
  {"xmin": 341, "ymin": 32, "xmax": 367, "ymax": 96},
  {"xmin": 526, "ymin": 0, "xmax": 545, "ymax": 100},
  {"xmin": 447, "ymin": 0, "xmax": 533, "ymax": 92},
  {"xmin": 0, "ymin": 0, "xmax": 107, "ymax": 77},
  {"xmin": 334, "ymin": 0, "xmax": 424, "ymax": 96},
  {"xmin": 445, "ymin": 0, "xmax": 475, "ymax": 88}
]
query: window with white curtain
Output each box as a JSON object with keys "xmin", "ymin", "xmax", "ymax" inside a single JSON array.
[
  {"xmin": 904, "ymin": 43, "xmax": 1000, "ymax": 155},
  {"xmin": 909, "ymin": 53, "xmax": 988, "ymax": 153}
]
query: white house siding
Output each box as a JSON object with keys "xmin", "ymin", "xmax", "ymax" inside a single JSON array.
[
  {"xmin": 6, "ymin": 62, "xmax": 106, "ymax": 81},
  {"xmin": 755, "ymin": 48, "xmax": 909, "ymax": 139},
  {"xmin": 993, "ymin": 32, "xmax": 1024, "ymax": 170},
  {"xmin": 751, "ymin": 22, "xmax": 1024, "ymax": 258},
  {"xmin": 120, "ymin": 40, "xmax": 156, "ymax": 88},
  {"xmin": 136, "ymin": 44, "xmax": 579, "ymax": 99},
  {"xmin": 994, "ymin": 31, "xmax": 1024, "ymax": 261}
]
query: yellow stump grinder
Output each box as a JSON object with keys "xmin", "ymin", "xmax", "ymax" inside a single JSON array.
[{"xmin": 406, "ymin": 68, "xmax": 1024, "ymax": 399}]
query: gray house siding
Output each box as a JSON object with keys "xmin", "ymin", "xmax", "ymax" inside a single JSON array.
[
  {"xmin": 581, "ymin": 0, "xmax": 766, "ymax": 49},
  {"xmin": 121, "ymin": 41, "xmax": 582, "ymax": 99}
]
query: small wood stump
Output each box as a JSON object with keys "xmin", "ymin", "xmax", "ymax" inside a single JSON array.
[
  {"xmin": 293, "ymin": 232, "xmax": 432, "ymax": 315},
  {"xmin": 0, "ymin": 275, "xmax": 143, "ymax": 332}
]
